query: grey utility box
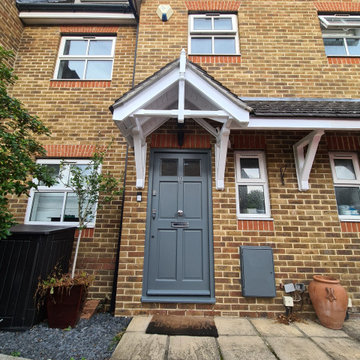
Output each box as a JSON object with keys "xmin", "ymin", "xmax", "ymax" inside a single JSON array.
[{"xmin": 240, "ymin": 246, "xmax": 276, "ymax": 297}]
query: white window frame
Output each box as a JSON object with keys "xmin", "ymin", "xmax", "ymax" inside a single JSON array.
[
  {"xmin": 188, "ymin": 13, "xmax": 240, "ymax": 55},
  {"xmin": 329, "ymin": 152, "xmax": 360, "ymax": 221},
  {"xmin": 319, "ymin": 15, "xmax": 360, "ymax": 57},
  {"xmin": 54, "ymin": 36, "xmax": 116, "ymax": 80},
  {"xmin": 235, "ymin": 151, "xmax": 271, "ymax": 219},
  {"xmin": 25, "ymin": 159, "xmax": 98, "ymax": 227}
]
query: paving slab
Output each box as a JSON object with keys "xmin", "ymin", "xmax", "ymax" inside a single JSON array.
[
  {"xmin": 168, "ymin": 336, "xmax": 219, "ymax": 360},
  {"xmin": 342, "ymin": 319, "xmax": 360, "ymax": 341},
  {"xmin": 110, "ymin": 333, "xmax": 167, "ymax": 360},
  {"xmin": 265, "ymin": 337, "xmax": 332, "ymax": 360},
  {"xmin": 125, "ymin": 316, "xmax": 152, "ymax": 332},
  {"xmin": 215, "ymin": 317, "xmax": 257, "ymax": 336},
  {"xmin": 312, "ymin": 336, "xmax": 360, "ymax": 360},
  {"xmin": 218, "ymin": 335, "xmax": 277, "ymax": 360},
  {"xmin": 295, "ymin": 320, "xmax": 349, "ymax": 338},
  {"xmin": 250, "ymin": 318, "xmax": 303, "ymax": 337}
]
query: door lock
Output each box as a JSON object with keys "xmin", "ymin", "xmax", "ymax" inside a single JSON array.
[
  {"xmin": 152, "ymin": 209, "xmax": 157, "ymax": 219},
  {"xmin": 177, "ymin": 210, "xmax": 184, "ymax": 216}
]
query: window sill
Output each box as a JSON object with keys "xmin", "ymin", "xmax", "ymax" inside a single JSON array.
[
  {"xmin": 340, "ymin": 221, "xmax": 360, "ymax": 232},
  {"xmin": 327, "ymin": 57, "xmax": 360, "ymax": 64},
  {"xmin": 189, "ymin": 55, "xmax": 241, "ymax": 64},
  {"xmin": 24, "ymin": 221, "xmax": 95, "ymax": 228},
  {"xmin": 50, "ymin": 80, "xmax": 111, "ymax": 88}
]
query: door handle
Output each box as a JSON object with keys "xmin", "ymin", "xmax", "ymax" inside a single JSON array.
[
  {"xmin": 177, "ymin": 210, "xmax": 184, "ymax": 216},
  {"xmin": 152, "ymin": 209, "xmax": 157, "ymax": 219}
]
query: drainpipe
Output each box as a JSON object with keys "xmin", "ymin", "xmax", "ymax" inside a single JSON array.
[{"xmin": 110, "ymin": 0, "xmax": 139, "ymax": 314}]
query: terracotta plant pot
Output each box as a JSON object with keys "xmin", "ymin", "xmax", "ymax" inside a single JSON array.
[
  {"xmin": 46, "ymin": 285, "xmax": 84, "ymax": 329},
  {"xmin": 308, "ymin": 275, "xmax": 348, "ymax": 330}
]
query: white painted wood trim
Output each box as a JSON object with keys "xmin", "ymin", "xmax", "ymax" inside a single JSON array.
[
  {"xmin": 215, "ymin": 119, "xmax": 232, "ymax": 190},
  {"xmin": 19, "ymin": 11, "xmax": 136, "ymax": 25},
  {"xmin": 293, "ymin": 130, "xmax": 325, "ymax": 191},
  {"xmin": 247, "ymin": 117, "xmax": 360, "ymax": 130},
  {"xmin": 132, "ymin": 120, "xmax": 147, "ymax": 189},
  {"xmin": 133, "ymin": 109, "xmax": 229, "ymax": 119},
  {"xmin": 184, "ymin": 70, "xmax": 249, "ymax": 125}
]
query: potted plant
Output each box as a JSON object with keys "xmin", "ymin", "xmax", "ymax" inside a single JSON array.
[
  {"xmin": 35, "ymin": 269, "xmax": 93, "ymax": 328},
  {"xmin": 35, "ymin": 146, "xmax": 122, "ymax": 328}
]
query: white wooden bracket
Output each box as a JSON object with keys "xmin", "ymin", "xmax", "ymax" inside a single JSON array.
[
  {"xmin": 215, "ymin": 119, "xmax": 232, "ymax": 190},
  {"xmin": 293, "ymin": 130, "xmax": 324, "ymax": 191},
  {"xmin": 177, "ymin": 49, "xmax": 186, "ymax": 123},
  {"xmin": 132, "ymin": 117, "xmax": 147, "ymax": 189}
]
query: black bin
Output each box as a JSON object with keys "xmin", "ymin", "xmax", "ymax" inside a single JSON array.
[{"xmin": 0, "ymin": 224, "xmax": 76, "ymax": 331}]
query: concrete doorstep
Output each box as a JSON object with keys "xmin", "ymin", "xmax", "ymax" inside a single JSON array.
[{"xmin": 110, "ymin": 316, "xmax": 360, "ymax": 360}]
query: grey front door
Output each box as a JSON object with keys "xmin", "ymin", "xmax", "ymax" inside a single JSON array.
[{"xmin": 142, "ymin": 150, "xmax": 214, "ymax": 302}]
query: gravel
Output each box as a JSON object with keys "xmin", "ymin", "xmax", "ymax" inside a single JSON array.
[{"xmin": 0, "ymin": 313, "xmax": 132, "ymax": 360}]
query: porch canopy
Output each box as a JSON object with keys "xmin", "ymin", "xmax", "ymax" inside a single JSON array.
[{"xmin": 111, "ymin": 50, "xmax": 360, "ymax": 192}]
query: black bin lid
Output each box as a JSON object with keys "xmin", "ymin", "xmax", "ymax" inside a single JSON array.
[{"xmin": 9, "ymin": 224, "xmax": 77, "ymax": 235}]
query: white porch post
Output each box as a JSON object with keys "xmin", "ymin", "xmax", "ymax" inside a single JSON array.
[
  {"xmin": 215, "ymin": 119, "xmax": 232, "ymax": 190},
  {"xmin": 132, "ymin": 117, "xmax": 147, "ymax": 189},
  {"xmin": 293, "ymin": 130, "xmax": 325, "ymax": 191}
]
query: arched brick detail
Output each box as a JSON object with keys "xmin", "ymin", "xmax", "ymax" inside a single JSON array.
[
  {"xmin": 50, "ymin": 80, "xmax": 111, "ymax": 88},
  {"xmin": 60, "ymin": 26, "xmax": 119, "ymax": 34},
  {"xmin": 328, "ymin": 58, "xmax": 360, "ymax": 65},
  {"xmin": 189, "ymin": 55, "xmax": 241, "ymax": 64},
  {"xmin": 238, "ymin": 220, "xmax": 274, "ymax": 232},
  {"xmin": 43, "ymin": 145, "xmax": 97, "ymax": 158},
  {"xmin": 185, "ymin": 1, "xmax": 241, "ymax": 12},
  {"xmin": 341, "ymin": 222, "xmax": 360, "ymax": 233}
]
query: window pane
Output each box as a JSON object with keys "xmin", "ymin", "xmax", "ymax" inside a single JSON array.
[
  {"xmin": 161, "ymin": 159, "xmax": 178, "ymax": 176},
  {"xmin": 88, "ymin": 40, "xmax": 113, "ymax": 55},
  {"xmin": 58, "ymin": 60, "xmax": 84, "ymax": 79},
  {"xmin": 214, "ymin": 38, "xmax": 236, "ymax": 54},
  {"xmin": 323, "ymin": 38, "xmax": 347, "ymax": 56},
  {"xmin": 240, "ymin": 158, "xmax": 260, "ymax": 179},
  {"xmin": 30, "ymin": 193, "xmax": 64, "ymax": 222},
  {"xmin": 193, "ymin": 18, "xmax": 212, "ymax": 30},
  {"xmin": 68, "ymin": 164, "xmax": 94, "ymax": 186},
  {"xmin": 184, "ymin": 160, "xmax": 200, "ymax": 176},
  {"xmin": 335, "ymin": 187, "xmax": 360, "ymax": 216},
  {"xmin": 334, "ymin": 159, "xmax": 356, "ymax": 180},
  {"xmin": 39, "ymin": 164, "xmax": 60, "ymax": 186},
  {"xmin": 239, "ymin": 185, "xmax": 265, "ymax": 214},
  {"xmin": 214, "ymin": 18, "xmax": 233, "ymax": 30},
  {"xmin": 85, "ymin": 60, "xmax": 112, "ymax": 80},
  {"xmin": 191, "ymin": 38, "xmax": 212, "ymax": 54},
  {"xmin": 347, "ymin": 38, "xmax": 360, "ymax": 56},
  {"xmin": 63, "ymin": 40, "xmax": 87, "ymax": 55},
  {"xmin": 64, "ymin": 193, "xmax": 79, "ymax": 222}
]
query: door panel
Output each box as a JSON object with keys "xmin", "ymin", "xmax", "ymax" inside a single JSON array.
[
  {"xmin": 145, "ymin": 151, "xmax": 211, "ymax": 298},
  {"xmin": 183, "ymin": 230, "xmax": 203, "ymax": 280}
]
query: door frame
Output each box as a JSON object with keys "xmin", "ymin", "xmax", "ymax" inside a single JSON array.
[{"xmin": 141, "ymin": 148, "xmax": 215, "ymax": 304}]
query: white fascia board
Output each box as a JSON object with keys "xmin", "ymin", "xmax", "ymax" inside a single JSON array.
[
  {"xmin": 112, "ymin": 68, "xmax": 179, "ymax": 122},
  {"xmin": 184, "ymin": 70, "xmax": 249, "ymax": 125},
  {"xmin": 246, "ymin": 117, "xmax": 360, "ymax": 130},
  {"xmin": 19, "ymin": 11, "xmax": 135, "ymax": 25}
]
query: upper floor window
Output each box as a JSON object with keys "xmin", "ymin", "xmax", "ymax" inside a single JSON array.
[
  {"xmin": 25, "ymin": 159, "xmax": 97, "ymax": 227},
  {"xmin": 235, "ymin": 151, "xmax": 271, "ymax": 219},
  {"xmin": 319, "ymin": 15, "xmax": 360, "ymax": 56},
  {"xmin": 188, "ymin": 14, "xmax": 239, "ymax": 55},
  {"xmin": 54, "ymin": 36, "xmax": 116, "ymax": 80},
  {"xmin": 329, "ymin": 153, "xmax": 360, "ymax": 220}
]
